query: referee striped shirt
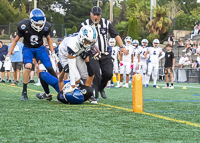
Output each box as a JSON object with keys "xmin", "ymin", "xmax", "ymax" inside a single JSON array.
[{"xmin": 79, "ymin": 18, "xmax": 119, "ymax": 54}]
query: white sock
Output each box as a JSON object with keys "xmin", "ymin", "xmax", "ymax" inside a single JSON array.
[
  {"xmin": 107, "ymin": 81, "xmax": 110, "ymax": 86},
  {"xmin": 147, "ymin": 75, "xmax": 150, "ymax": 84},
  {"xmin": 37, "ymin": 78, "xmax": 40, "ymax": 83},
  {"xmin": 153, "ymin": 75, "xmax": 157, "ymax": 85},
  {"xmin": 117, "ymin": 81, "xmax": 120, "ymax": 86}
]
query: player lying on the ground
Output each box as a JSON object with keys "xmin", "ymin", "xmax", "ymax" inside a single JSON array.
[
  {"xmin": 162, "ymin": 44, "xmax": 175, "ymax": 89},
  {"xmin": 5, "ymin": 8, "xmax": 58, "ymax": 101},
  {"xmin": 144, "ymin": 39, "xmax": 165, "ymax": 88},
  {"xmin": 139, "ymin": 39, "xmax": 149, "ymax": 86},
  {"xmin": 36, "ymin": 56, "xmax": 97, "ymax": 104},
  {"xmin": 119, "ymin": 36, "xmax": 134, "ymax": 88}
]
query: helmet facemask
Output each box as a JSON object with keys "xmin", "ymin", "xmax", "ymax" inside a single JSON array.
[{"xmin": 30, "ymin": 17, "xmax": 46, "ymax": 32}]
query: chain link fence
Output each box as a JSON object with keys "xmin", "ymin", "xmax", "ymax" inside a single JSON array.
[{"xmin": 0, "ymin": 22, "xmax": 64, "ymax": 39}]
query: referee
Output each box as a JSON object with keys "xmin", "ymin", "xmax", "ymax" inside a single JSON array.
[{"xmin": 78, "ymin": 6, "xmax": 128, "ymax": 99}]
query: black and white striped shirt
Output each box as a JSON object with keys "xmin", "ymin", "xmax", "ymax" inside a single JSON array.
[{"xmin": 79, "ymin": 18, "xmax": 119, "ymax": 54}]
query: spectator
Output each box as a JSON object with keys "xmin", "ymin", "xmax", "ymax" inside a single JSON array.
[
  {"xmin": 8, "ymin": 35, "xmax": 24, "ymax": 85},
  {"xmin": 178, "ymin": 55, "xmax": 184, "ymax": 68},
  {"xmin": 0, "ymin": 41, "xmax": 11, "ymax": 83},
  {"xmin": 1, "ymin": 29, "xmax": 4, "ymax": 35},
  {"xmin": 54, "ymin": 38, "xmax": 62, "ymax": 55},
  {"xmin": 191, "ymin": 24, "xmax": 199, "ymax": 39},
  {"xmin": 53, "ymin": 29, "xmax": 56, "ymax": 37},
  {"xmin": 190, "ymin": 58, "xmax": 197, "ymax": 68},
  {"xmin": 195, "ymin": 41, "xmax": 200, "ymax": 55},
  {"xmin": 196, "ymin": 54, "xmax": 200, "ymax": 67},
  {"xmin": 9, "ymin": 34, "xmax": 13, "ymax": 39},
  {"xmin": 182, "ymin": 39, "xmax": 192, "ymax": 52},
  {"xmin": 168, "ymin": 34, "xmax": 175, "ymax": 45},
  {"xmin": 187, "ymin": 41, "xmax": 196, "ymax": 56},
  {"xmin": 178, "ymin": 38, "xmax": 184, "ymax": 47},
  {"xmin": 53, "ymin": 43, "xmax": 57, "ymax": 50},
  {"xmin": 182, "ymin": 54, "xmax": 189, "ymax": 66},
  {"xmin": 14, "ymin": 32, "xmax": 17, "ymax": 36}
]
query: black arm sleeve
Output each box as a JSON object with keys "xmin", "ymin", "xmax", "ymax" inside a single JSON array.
[
  {"xmin": 17, "ymin": 23, "xmax": 23, "ymax": 38},
  {"xmin": 108, "ymin": 22, "xmax": 119, "ymax": 38}
]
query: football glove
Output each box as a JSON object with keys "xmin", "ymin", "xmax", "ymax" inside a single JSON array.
[
  {"xmin": 92, "ymin": 52, "xmax": 101, "ymax": 60},
  {"xmin": 51, "ymin": 52, "xmax": 59, "ymax": 62},
  {"xmin": 147, "ymin": 59, "xmax": 151, "ymax": 63},
  {"xmin": 4, "ymin": 55, "xmax": 10, "ymax": 62},
  {"xmin": 63, "ymin": 86, "xmax": 76, "ymax": 94},
  {"xmin": 130, "ymin": 64, "xmax": 133, "ymax": 69},
  {"xmin": 63, "ymin": 64, "xmax": 69, "ymax": 73}
]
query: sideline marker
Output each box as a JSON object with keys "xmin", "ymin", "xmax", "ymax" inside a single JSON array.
[{"xmin": 132, "ymin": 74, "xmax": 143, "ymax": 113}]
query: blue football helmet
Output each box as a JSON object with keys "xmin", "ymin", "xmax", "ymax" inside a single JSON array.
[
  {"xmin": 63, "ymin": 89, "xmax": 84, "ymax": 104},
  {"xmin": 29, "ymin": 8, "xmax": 46, "ymax": 32}
]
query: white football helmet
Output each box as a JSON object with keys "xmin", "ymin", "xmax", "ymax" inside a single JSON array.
[
  {"xmin": 78, "ymin": 25, "xmax": 97, "ymax": 51},
  {"xmin": 141, "ymin": 39, "xmax": 148, "ymax": 47},
  {"xmin": 109, "ymin": 38, "xmax": 116, "ymax": 47},
  {"xmin": 132, "ymin": 39, "xmax": 139, "ymax": 47},
  {"xmin": 124, "ymin": 36, "xmax": 132, "ymax": 46},
  {"xmin": 29, "ymin": 8, "xmax": 46, "ymax": 32},
  {"xmin": 153, "ymin": 39, "xmax": 160, "ymax": 47}
]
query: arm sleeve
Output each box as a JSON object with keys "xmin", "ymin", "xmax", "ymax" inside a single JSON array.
[
  {"xmin": 172, "ymin": 52, "xmax": 174, "ymax": 59},
  {"xmin": 59, "ymin": 47, "xmax": 69, "ymax": 68},
  {"xmin": 44, "ymin": 25, "xmax": 51, "ymax": 37},
  {"xmin": 68, "ymin": 58, "xmax": 77, "ymax": 86},
  {"xmin": 17, "ymin": 24, "xmax": 23, "ymax": 38},
  {"xmin": 108, "ymin": 22, "xmax": 119, "ymax": 38}
]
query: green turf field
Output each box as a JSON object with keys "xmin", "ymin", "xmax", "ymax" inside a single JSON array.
[{"xmin": 0, "ymin": 81, "xmax": 200, "ymax": 142}]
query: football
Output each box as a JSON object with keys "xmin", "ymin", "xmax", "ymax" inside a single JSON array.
[{"xmin": 89, "ymin": 44, "xmax": 101, "ymax": 60}]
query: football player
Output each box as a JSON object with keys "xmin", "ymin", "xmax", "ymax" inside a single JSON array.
[
  {"xmin": 36, "ymin": 56, "xmax": 97, "ymax": 104},
  {"xmin": 139, "ymin": 39, "xmax": 149, "ymax": 86},
  {"xmin": 109, "ymin": 38, "xmax": 120, "ymax": 87},
  {"xmin": 144, "ymin": 39, "xmax": 165, "ymax": 88},
  {"xmin": 132, "ymin": 39, "xmax": 140, "ymax": 75},
  {"xmin": 119, "ymin": 36, "xmax": 134, "ymax": 88},
  {"xmin": 5, "ymin": 8, "xmax": 58, "ymax": 101},
  {"xmin": 58, "ymin": 25, "xmax": 99, "ymax": 94}
]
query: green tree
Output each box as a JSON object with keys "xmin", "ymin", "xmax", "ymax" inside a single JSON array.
[
  {"xmin": 146, "ymin": 5, "xmax": 172, "ymax": 37},
  {"xmin": 115, "ymin": 21, "xmax": 128, "ymax": 39},
  {"xmin": 165, "ymin": 0, "xmax": 183, "ymax": 19},
  {"xmin": 127, "ymin": 17, "xmax": 138, "ymax": 40}
]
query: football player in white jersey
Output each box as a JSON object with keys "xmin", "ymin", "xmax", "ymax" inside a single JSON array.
[
  {"xmin": 59, "ymin": 25, "xmax": 98, "ymax": 93},
  {"xmin": 119, "ymin": 36, "xmax": 134, "ymax": 88},
  {"xmin": 109, "ymin": 38, "xmax": 120, "ymax": 87},
  {"xmin": 132, "ymin": 39, "xmax": 140, "ymax": 74},
  {"xmin": 144, "ymin": 39, "xmax": 165, "ymax": 88},
  {"xmin": 140, "ymin": 39, "xmax": 149, "ymax": 86}
]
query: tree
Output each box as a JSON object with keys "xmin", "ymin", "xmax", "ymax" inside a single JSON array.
[
  {"xmin": 127, "ymin": 17, "xmax": 138, "ymax": 40},
  {"xmin": 165, "ymin": 0, "xmax": 183, "ymax": 19},
  {"xmin": 146, "ymin": 4, "xmax": 172, "ymax": 37},
  {"xmin": 52, "ymin": 12, "xmax": 64, "ymax": 37},
  {"xmin": 115, "ymin": 21, "xmax": 128, "ymax": 39}
]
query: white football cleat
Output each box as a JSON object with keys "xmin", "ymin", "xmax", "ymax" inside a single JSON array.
[
  {"xmin": 123, "ymin": 84, "xmax": 129, "ymax": 88},
  {"xmin": 169, "ymin": 86, "xmax": 174, "ymax": 89},
  {"xmin": 34, "ymin": 82, "xmax": 41, "ymax": 86},
  {"xmin": 162, "ymin": 86, "xmax": 169, "ymax": 89}
]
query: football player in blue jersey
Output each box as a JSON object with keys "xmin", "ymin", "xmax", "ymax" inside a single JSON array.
[
  {"xmin": 36, "ymin": 55, "xmax": 97, "ymax": 104},
  {"xmin": 5, "ymin": 8, "xmax": 58, "ymax": 101}
]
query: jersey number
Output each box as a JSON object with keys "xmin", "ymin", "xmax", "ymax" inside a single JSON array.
[
  {"xmin": 30, "ymin": 35, "xmax": 39, "ymax": 45},
  {"xmin": 113, "ymin": 50, "xmax": 115, "ymax": 56},
  {"xmin": 153, "ymin": 51, "xmax": 156, "ymax": 55}
]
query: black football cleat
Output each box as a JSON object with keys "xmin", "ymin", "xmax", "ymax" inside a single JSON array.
[
  {"xmin": 36, "ymin": 93, "xmax": 52, "ymax": 101},
  {"xmin": 21, "ymin": 92, "xmax": 28, "ymax": 101},
  {"xmin": 100, "ymin": 90, "xmax": 107, "ymax": 99}
]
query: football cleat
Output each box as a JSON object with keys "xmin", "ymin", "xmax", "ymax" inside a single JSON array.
[
  {"xmin": 153, "ymin": 85, "xmax": 160, "ymax": 89},
  {"xmin": 145, "ymin": 84, "xmax": 148, "ymax": 87},
  {"xmin": 36, "ymin": 93, "xmax": 52, "ymax": 101},
  {"xmin": 100, "ymin": 90, "xmax": 107, "ymax": 99},
  {"xmin": 89, "ymin": 96, "xmax": 98, "ymax": 104},
  {"xmin": 169, "ymin": 86, "xmax": 174, "ymax": 89},
  {"xmin": 21, "ymin": 92, "xmax": 28, "ymax": 101},
  {"xmin": 162, "ymin": 86, "xmax": 169, "ymax": 89},
  {"xmin": 123, "ymin": 84, "xmax": 129, "ymax": 88}
]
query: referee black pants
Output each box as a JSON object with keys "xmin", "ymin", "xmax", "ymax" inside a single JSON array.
[{"xmin": 89, "ymin": 54, "xmax": 113, "ymax": 93}]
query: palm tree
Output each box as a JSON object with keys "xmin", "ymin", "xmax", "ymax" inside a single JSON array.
[{"xmin": 146, "ymin": 4, "xmax": 172, "ymax": 37}]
